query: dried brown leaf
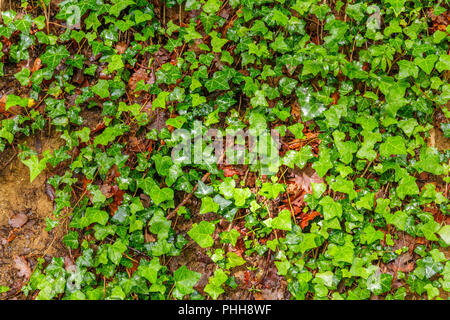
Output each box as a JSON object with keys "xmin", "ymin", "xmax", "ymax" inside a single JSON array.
[
  {"xmin": 9, "ymin": 212, "xmax": 28, "ymax": 228},
  {"xmin": 13, "ymin": 256, "xmax": 31, "ymax": 280},
  {"xmin": 291, "ymin": 167, "xmax": 323, "ymax": 194},
  {"xmin": 128, "ymin": 68, "xmax": 149, "ymax": 92}
]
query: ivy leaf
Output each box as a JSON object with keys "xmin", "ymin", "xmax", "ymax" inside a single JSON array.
[
  {"xmin": 355, "ymin": 192, "xmax": 375, "ymax": 211},
  {"xmin": 346, "ymin": 3, "xmax": 365, "ymax": 22},
  {"xmin": 110, "ymin": 0, "xmax": 135, "ymax": 17},
  {"xmin": 357, "ymin": 130, "xmax": 382, "ymax": 161},
  {"xmin": 387, "ymin": 0, "xmax": 406, "ymax": 16},
  {"xmin": 5, "ymin": 94, "xmax": 28, "ymax": 111},
  {"xmin": 220, "ymin": 229, "xmax": 240, "ymax": 246},
  {"xmin": 258, "ymin": 182, "xmax": 285, "ymax": 199},
  {"xmin": 271, "ymin": 35, "xmax": 290, "ymax": 52},
  {"xmin": 92, "ymin": 79, "xmax": 110, "ymax": 99},
  {"xmin": 21, "ymin": 152, "xmax": 50, "ymax": 182},
  {"xmin": 149, "ymin": 212, "xmax": 171, "ymax": 240},
  {"xmin": 333, "ymin": 130, "xmax": 357, "ymax": 164},
  {"xmin": 203, "ymin": 0, "xmax": 221, "ymax": 14},
  {"xmin": 40, "ymin": 46, "xmax": 69, "ymax": 69},
  {"xmin": 210, "ymin": 31, "xmax": 228, "ymax": 53},
  {"xmin": 384, "ymin": 210, "xmax": 408, "ymax": 231},
  {"xmin": 282, "ymin": 147, "xmax": 313, "ymax": 170},
  {"xmin": 137, "ymin": 258, "xmax": 162, "ymax": 284},
  {"xmin": 219, "ymin": 178, "xmax": 235, "ymax": 199},
  {"xmin": 251, "ymin": 20, "xmax": 268, "ymax": 35},
  {"xmin": 414, "ymin": 147, "xmax": 444, "ymax": 176},
  {"xmin": 200, "ymin": 196, "xmax": 220, "ymax": 214},
  {"xmin": 419, "ymin": 220, "xmax": 440, "ymax": 241},
  {"xmin": 204, "ymin": 269, "xmax": 227, "ymax": 300},
  {"xmin": 437, "ymin": 225, "xmax": 450, "ymax": 245},
  {"xmin": 107, "ymin": 54, "xmax": 124, "ymax": 73},
  {"xmin": 288, "ymin": 123, "xmax": 304, "ymax": 139},
  {"xmin": 415, "ymin": 55, "xmax": 438, "ymax": 75},
  {"xmin": 328, "ymin": 243, "xmax": 354, "ymax": 264},
  {"xmin": 14, "ymin": 14, "xmax": 32, "ymax": 33},
  {"xmin": 279, "ymin": 77, "xmax": 298, "ymax": 96},
  {"xmin": 108, "ymin": 239, "xmax": 127, "ymax": 265},
  {"xmin": 301, "ymin": 102, "xmax": 326, "ymax": 121},
  {"xmin": 226, "ymin": 252, "xmax": 246, "ymax": 268},
  {"xmin": 302, "ymin": 60, "xmax": 321, "ymax": 76},
  {"xmin": 313, "ymin": 145, "xmax": 333, "ymax": 177},
  {"xmin": 328, "ymin": 175, "xmax": 357, "ymax": 200},
  {"xmin": 271, "ymin": 209, "xmax": 292, "ymax": 231},
  {"xmin": 312, "ymin": 183, "xmax": 327, "ymax": 199},
  {"xmin": 379, "ymin": 136, "xmax": 407, "ymax": 158},
  {"xmin": 14, "ymin": 68, "xmax": 31, "ymax": 86},
  {"xmin": 398, "ymin": 118, "xmax": 418, "ymax": 137},
  {"xmin": 195, "ymin": 180, "xmax": 214, "ymax": 198},
  {"xmin": 367, "ymin": 273, "xmax": 393, "ymax": 295},
  {"xmin": 150, "ymin": 186, "xmax": 174, "ymax": 205},
  {"xmin": 436, "ymin": 54, "xmax": 450, "ymax": 73},
  {"xmin": 0, "ymin": 286, "xmax": 10, "ymax": 294},
  {"xmin": 188, "ymin": 221, "xmax": 215, "ymax": 248},
  {"xmin": 81, "ymin": 208, "xmax": 109, "ymax": 228},
  {"xmin": 164, "ymin": 37, "xmax": 182, "ymax": 52},
  {"xmin": 156, "ymin": 63, "xmax": 181, "ymax": 85},
  {"xmin": 360, "ymin": 225, "xmax": 384, "ymax": 244},
  {"xmin": 384, "ymin": 81, "xmax": 408, "ymax": 118},
  {"xmin": 154, "ymin": 154, "xmax": 173, "ymax": 176},
  {"xmin": 93, "ymin": 123, "xmax": 128, "ymax": 146},
  {"xmin": 232, "ymin": 188, "xmax": 252, "ymax": 207},
  {"xmin": 191, "ymin": 93, "xmax": 206, "ymax": 107},
  {"xmin": 397, "ymin": 60, "xmax": 418, "ymax": 79},
  {"xmin": 166, "ymin": 116, "xmax": 186, "ymax": 129},
  {"xmin": 153, "ymin": 91, "xmax": 170, "ymax": 109},
  {"xmin": 205, "ymin": 69, "xmax": 233, "ymax": 92},
  {"xmin": 173, "ymin": 266, "xmax": 201, "ymax": 299},
  {"xmin": 299, "ymin": 233, "xmax": 323, "ymax": 254},
  {"xmin": 134, "ymin": 9, "xmax": 153, "ymax": 24},
  {"xmin": 319, "ymin": 196, "xmax": 342, "ymax": 220},
  {"xmin": 62, "ymin": 231, "xmax": 79, "ymax": 249},
  {"xmin": 396, "ymin": 175, "xmax": 419, "ymax": 200},
  {"xmin": 424, "ymin": 284, "xmax": 440, "ymax": 299}
]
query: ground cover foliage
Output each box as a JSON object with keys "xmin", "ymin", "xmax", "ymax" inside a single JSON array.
[{"xmin": 0, "ymin": 0, "xmax": 449, "ymax": 300}]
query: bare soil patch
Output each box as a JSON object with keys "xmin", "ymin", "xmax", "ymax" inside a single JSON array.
[{"xmin": 0, "ymin": 135, "xmax": 67, "ymax": 299}]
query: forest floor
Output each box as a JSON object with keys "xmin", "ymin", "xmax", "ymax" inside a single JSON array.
[{"xmin": 0, "ymin": 0, "xmax": 449, "ymax": 301}]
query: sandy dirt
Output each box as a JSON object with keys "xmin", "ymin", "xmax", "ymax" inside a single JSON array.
[{"xmin": 0, "ymin": 135, "xmax": 67, "ymax": 299}]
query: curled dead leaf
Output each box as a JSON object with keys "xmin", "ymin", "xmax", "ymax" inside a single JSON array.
[
  {"xmin": 13, "ymin": 256, "xmax": 31, "ymax": 280},
  {"xmin": 31, "ymin": 58, "xmax": 42, "ymax": 73},
  {"xmin": 9, "ymin": 212, "xmax": 28, "ymax": 228}
]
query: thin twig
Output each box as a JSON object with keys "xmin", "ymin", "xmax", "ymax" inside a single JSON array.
[
  {"xmin": 167, "ymin": 171, "xmax": 212, "ymax": 220},
  {"xmin": 0, "ymin": 152, "xmax": 17, "ymax": 172},
  {"xmin": 167, "ymin": 152, "xmax": 226, "ymax": 220}
]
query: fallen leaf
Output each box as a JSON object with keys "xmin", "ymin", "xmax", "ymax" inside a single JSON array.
[
  {"xmin": 100, "ymin": 184, "xmax": 117, "ymax": 198},
  {"xmin": 299, "ymin": 210, "xmax": 321, "ymax": 229},
  {"xmin": 395, "ymin": 253, "xmax": 415, "ymax": 273},
  {"xmin": 289, "ymin": 167, "xmax": 323, "ymax": 194},
  {"xmin": 31, "ymin": 58, "xmax": 42, "ymax": 73},
  {"xmin": 128, "ymin": 68, "xmax": 149, "ymax": 92},
  {"xmin": 109, "ymin": 189, "xmax": 124, "ymax": 215},
  {"xmin": 116, "ymin": 42, "xmax": 127, "ymax": 54},
  {"xmin": 64, "ymin": 256, "xmax": 76, "ymax": 273},
  {"xmin": 13, "ymin": 256, "xmax": 31, "ymax": 280},
  {"xmin": 222, "ymin": 166, "xmax": 242, "ymax": 177},
  {"xmin": 9, "ymin": 212, "xmax": 28, "ymax": 228}
]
